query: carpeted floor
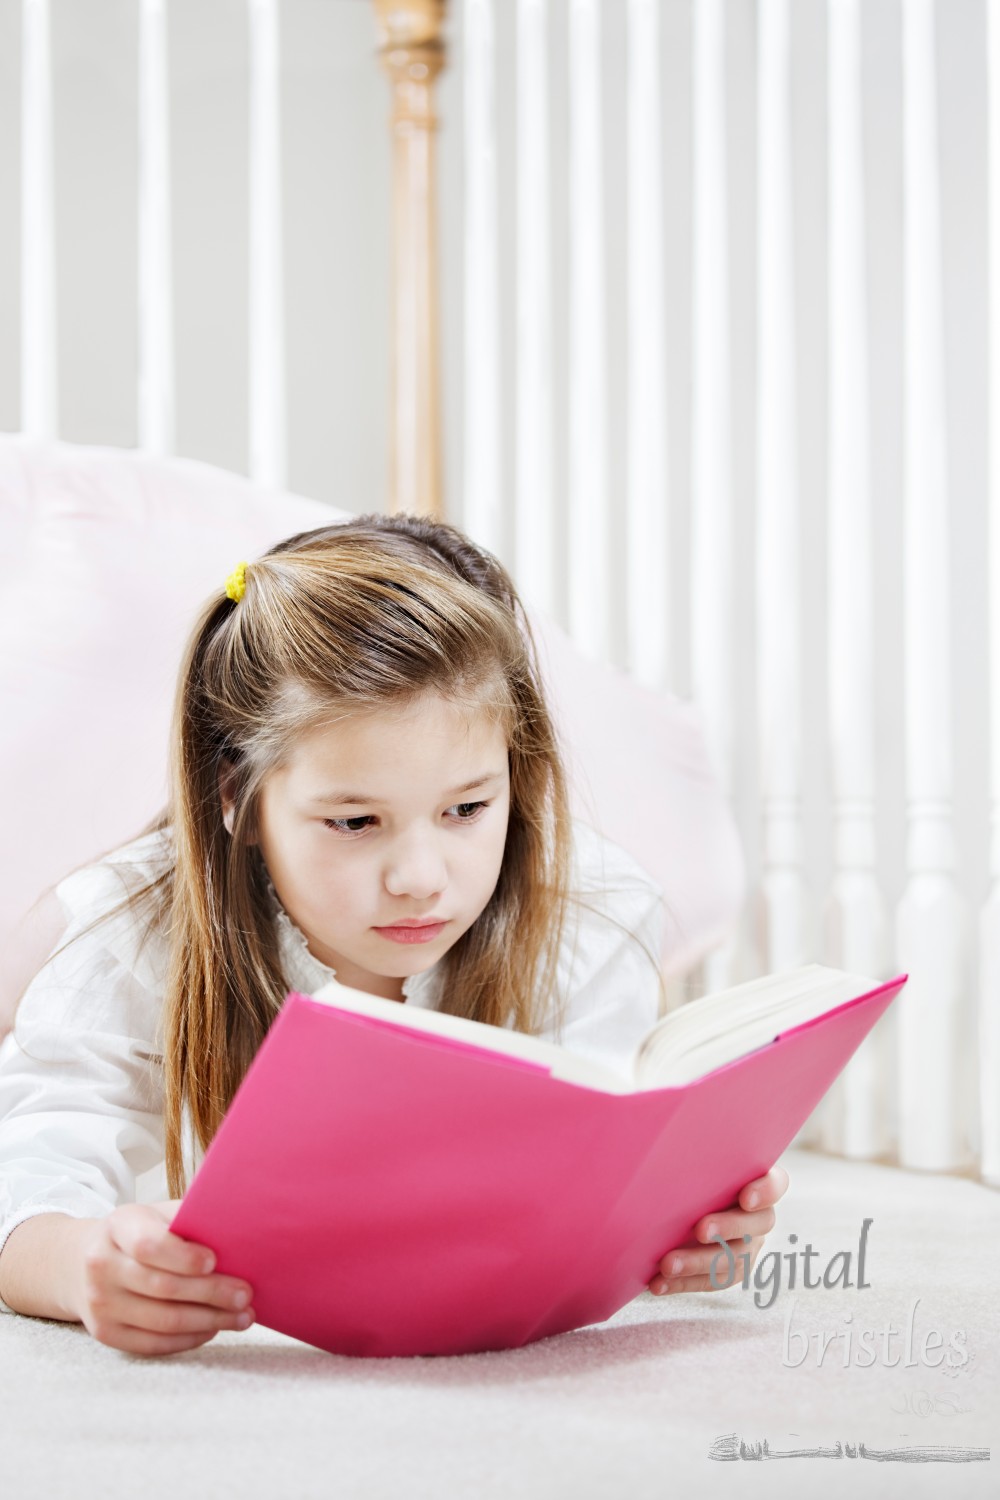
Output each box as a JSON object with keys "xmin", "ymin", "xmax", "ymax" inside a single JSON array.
[{"xmin": 1, "ymin": 1147, "xmax": 996, "ymax": 1499}]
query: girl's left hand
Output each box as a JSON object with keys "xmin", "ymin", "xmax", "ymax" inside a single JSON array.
[{"xmin": 648, "ymin": 1164, "xmax": 790, "ymax": 1296}]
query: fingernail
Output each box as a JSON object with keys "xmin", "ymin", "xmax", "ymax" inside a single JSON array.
[
  {"xmin": 670, "ymin": 1256, "xmax": 684, "ymax": 1274},
  {"xmin": 746, "ymin": 1193, "xmax": 759, "ymax": 1209},
  {"xmin": 704, "ymin": 1222, "xmax": 718, "ymax": 1238},
  {"xmin": 655, "ymin": 1281, "xmax": 670, "ymax": 1295},
  {"xmin": 236, "ymin": 1311, "xmax": 254, "ymax": 1329}
]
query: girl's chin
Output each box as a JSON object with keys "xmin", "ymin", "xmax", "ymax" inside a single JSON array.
[
  {"xmin": 377, "ymin": 950, "xmax": 446, "ymax": 977},
  {"xmin": 334, "ymin": 950, "xmax": 437, "ymax": 989}
]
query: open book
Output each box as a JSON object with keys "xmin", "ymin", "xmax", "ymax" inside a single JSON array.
[
  {"xmin": 293, "ymin": 962, "xmax": 901, "ymax": 1092},
  {"xmin": 171, "ymin": 964, "xmax": 907, "ymax": 1359}
]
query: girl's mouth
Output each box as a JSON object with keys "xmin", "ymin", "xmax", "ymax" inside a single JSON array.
[{"xmin": 373, "ymin": 922, "xmax": 447, "ymax": 944}]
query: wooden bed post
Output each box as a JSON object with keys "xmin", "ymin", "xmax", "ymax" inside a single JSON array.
[{"xmin": 373, "ymin": 0, "xmax": 447, "ymax": 520}]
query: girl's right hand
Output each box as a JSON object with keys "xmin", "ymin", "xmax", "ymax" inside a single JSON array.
[{"xmin": 72, "ymin": 1200, "xmax": 256, "ymax": 1356}]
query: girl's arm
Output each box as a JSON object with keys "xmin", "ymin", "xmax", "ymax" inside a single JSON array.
[
  {"xmin": 0, "ymin": 1204, "xmax": 255, "ymax": 1356},
  {"xmin": 0, "ymin": 1212, "xmax": 93, "ymax": 1321},
  {"xmin": 0, "ymin": 852, "xmax": 257, "ymax": 1353},
  {"xmin": 0, "ymin": 850, "xmax": 176, "ymax": 1307}
]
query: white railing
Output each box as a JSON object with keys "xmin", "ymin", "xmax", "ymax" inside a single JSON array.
[
  {"xmin": 247, "ymin": 0, "xmax": 286, "ymax": 488},
  {"xmin": 986, "ymin": 0, "xmax": 1000, "ymax": 1189},
  {"xmin": 138, "ymin": 0, "xmax": 175, "ymax": 456},
  {"xmin": 462, "ymin": 0, "xmax": 502, "ymax": 557},
  {"xmin": 9, "ymin": 0, "xmax": 997, "ymax": 1184},
  {"xmin": 625, "ymin": 0, "xmax": 670, "ymax": 691},
  {"xmin": 689, "ymin": 0, "xmax": 736, "ymax": 1006},
  {"xmin": 897, "ymin": 0, "xmax": 967, "ymax": 1172},
  {"xmin": 822, "ymin": 0, "xmax": 888, "ymax": 1163},
  {"xmin": 513, "ymin": 0, "xmax": 557, "ymax": 621},
  {"xmin": 756, "ymin": 0, "xmax": 805, "ymax": 991},
  {"xmin": 20, "ymin": 0, "xmax": 57, "ymax": 439},
  {"xmin": 464, "ymin": 0, "xmax": 992, "ymax": 1184}
]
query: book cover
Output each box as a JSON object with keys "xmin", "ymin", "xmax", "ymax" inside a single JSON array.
[{"xmin": 171, "ymin": 972, "xmax": 908, "ymax": 1358}]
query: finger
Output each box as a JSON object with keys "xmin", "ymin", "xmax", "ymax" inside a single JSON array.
[
  {"xmin": 659, "ymin": 1236, "xmax": 765, "ymax": 1283},
  {"xmin": 117, "ymin": 1255, "xmax": 254, "ymax": 1313},
  {"xmin": 692, "ymin": 1205, "xmax": 777, "ymax": 1244},
  {"xmin": 85, "ymin": 1295, "xmax": 252, "ymax": 1353},
  {"xmin": 146, "ymin": 1199, "xmax": 185, "ymax": 1221},
  {"xmin": 112, "ymin": 1327, "xmax": 221, "ymax": 1358},
  {"xmin": 106, "ymin": 1289, "xmax": 255, "ymax": 1338},
  {"xmin": 740, "ymin": 1164, "xmax": 789, "ymax": 1210},
  {"xmin": 652, "ymin": 1240, "xmax": 767, "ymax": 1296},
  {"xmin": 653, "ymin": 1272, "xmax": 746, "ymax": 1296},
  {"xmin": 110, "ymin": 1211, "xmax": 218, "ymax": 1279}
]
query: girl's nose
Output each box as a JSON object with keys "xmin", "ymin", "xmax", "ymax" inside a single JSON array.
[{"xmin": 383, "ymin": 836, "xmax": 448, "ymax": 901}]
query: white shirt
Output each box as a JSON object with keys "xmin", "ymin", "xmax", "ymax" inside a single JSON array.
[{"xmin": 0, "ymin": 818, "xmax": 664, "ymax": 1312}]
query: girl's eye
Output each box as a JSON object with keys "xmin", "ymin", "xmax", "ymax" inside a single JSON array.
[
  {"xmin": 322, "ymin": 804, "xmax": 491, "ymax": 840},
  {"xmin": 325, "ymin": 816, "xmax": 374, "ymax": 840},
  {"xmin": 449, "ymin": 798, "xmax": 488, "ymax": 822}
]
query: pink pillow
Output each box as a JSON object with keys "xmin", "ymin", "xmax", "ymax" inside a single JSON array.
[
  {"xmin": 530, "ymin": 614, "xmax": 745, "ymax": 980},
  {"xmin": 0, "ymin": 438, "xmax": 343, "ymax": 1020},
  {"xmin": 0, "ymin": 437, "xmax": 743, "ymax": 1026}
]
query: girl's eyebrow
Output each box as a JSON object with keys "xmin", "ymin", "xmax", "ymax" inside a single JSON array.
[{"xmin": 306, "ymin": 772, "xmax": 506, "ymax": 808}]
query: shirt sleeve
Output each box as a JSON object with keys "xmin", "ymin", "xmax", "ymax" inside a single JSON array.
[
  {"xmin": 541, "ymin": 821, "xmax": 666, "ymax": 1079},
  {"xmin": 0, "ymin": 862, "xmax": 166, "ymax": 1315}
]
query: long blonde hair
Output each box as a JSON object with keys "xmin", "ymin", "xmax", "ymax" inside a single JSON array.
[{"xmin": 23, "ymin": 514, "xmax": 663, "ymax": 1196}]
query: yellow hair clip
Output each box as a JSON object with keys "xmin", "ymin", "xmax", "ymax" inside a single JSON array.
[{"xmin": 225, "ymin": 561, "xmax": 248, "ymax": 603}]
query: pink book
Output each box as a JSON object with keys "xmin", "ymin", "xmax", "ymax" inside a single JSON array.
[{"xmin": 171, "ymin": 964, "xmax": 907, "ymax": 1358}]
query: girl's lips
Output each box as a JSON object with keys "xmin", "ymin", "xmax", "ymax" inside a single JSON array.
[{"xmin": 374, "ymin": 921, "xmax": 447, "ymax": 945}]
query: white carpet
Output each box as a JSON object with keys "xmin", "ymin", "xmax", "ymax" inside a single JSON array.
[{"xmin": 1, "ymin": 1148, "xmax": 996, "ymax": 1499}]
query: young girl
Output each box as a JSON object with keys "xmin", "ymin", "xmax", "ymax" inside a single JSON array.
[{"xmin": 0, "ymin": 512, "xmax": 787, "ymax": 1356}]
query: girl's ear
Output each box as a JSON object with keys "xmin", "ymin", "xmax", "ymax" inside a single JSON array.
[
  {"xmin": 219, "ymin": 755, "xmax": 260, "ymax": 844},
  {"xmin": 218, "ymin": 758, "xmax": 244, "ymax": 838}
]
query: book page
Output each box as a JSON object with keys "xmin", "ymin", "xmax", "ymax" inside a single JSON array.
[
  {"xmin": 302, "ymin": 982, "xmax": 637, "ymax": 1094},
  {"xmin": 634, "ymin": 966, "xmax": 881, "ymax": 1088}
]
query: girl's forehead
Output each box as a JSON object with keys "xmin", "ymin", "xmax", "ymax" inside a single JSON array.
[{"xmin": 291, "ymin": 694, "xmax": 508, "ymax": 765}]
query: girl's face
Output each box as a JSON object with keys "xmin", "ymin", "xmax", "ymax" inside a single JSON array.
[{"xmin": 251, "ymin": 691, "xmax": 512, "ymax": 1001}]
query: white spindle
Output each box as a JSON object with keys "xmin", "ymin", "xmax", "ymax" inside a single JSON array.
[
  {"xmin": 626, "ymin": 0, "xmax": 670, "ymax": 689},
  {"xmin": 983, "ymin": 0, "xmax": 1000, "ymax": 1188},
  {"xmin": 822, "ymin": 0, "xmax": 889, "ymax": 1160},
  {"xmin": 567, "ymin": 0, "xmax": 609, "ymax": 661},
  {"xmin": 756, "ymin": 0, "xmax": 804, "ymax": 974},
  {"xmin": 248, "ymin": 0, "xmax": 286, "ymax": 487},
  {"xmin": 138, "ymin": 0, "xmax": 175, "ymax": 455},
  {"xmin": 21, "ymin": 0, "xmax": 57, "ymax": 439},
  {"xmin": 897, "ymin": 0, "xmax": 968, "ymax": 1172},
  {"xmin": 463, "ymin": 0, "xmax": 502, "ymax": 555},
  {"xmin": 514, "ymin": 0, "xmax": 556, "ymax": 617},
  {"xmin": 691, "ymin": 0, "xmax": 736, "ymax": 993}
]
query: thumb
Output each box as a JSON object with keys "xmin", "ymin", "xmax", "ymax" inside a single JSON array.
[{"xmin": 147, "ymin": 1199, "xmax": 185, "ymax": 1225}]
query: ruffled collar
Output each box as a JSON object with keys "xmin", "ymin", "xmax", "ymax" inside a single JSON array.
[{"xmin": 264, "ymin": 876, "xmax": 439, "ymax": 1007}]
